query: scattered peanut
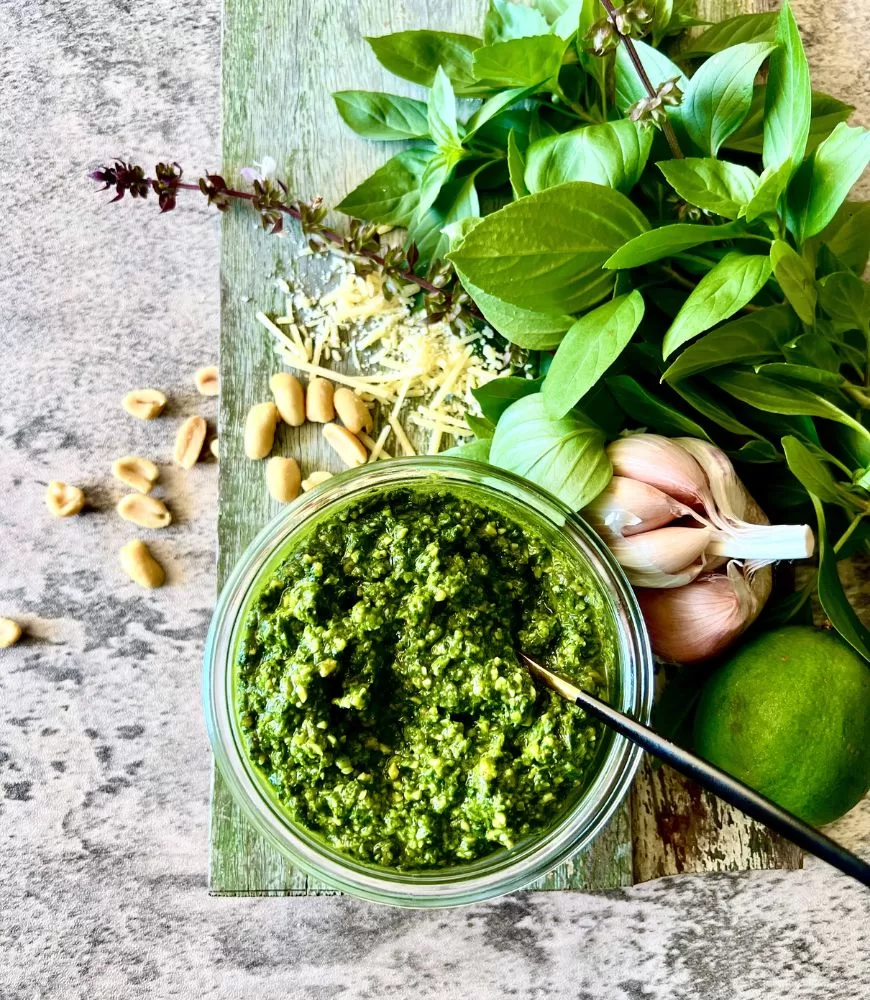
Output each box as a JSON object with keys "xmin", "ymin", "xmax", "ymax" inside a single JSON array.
[
  {"xmin": 45, "ymin": 481, "xmax": 85, "ymax": 518},
  {"xmin": 122, "ymin": 388, "xmax": 167, "ymax": 420},
  {"xmin": 333, "ymin": 388, "xmax": 373, "ymax": 435},
  {"xmin": 119, "ymin": 539, "xmax": 165, "ymax": 589},
  {"xmin": 194, "ymin": 366, "xmax": 219, "ymax": 396},
  {"xmin": 244, "ymin": 402, "xmax": 280, "ymax": 459},
  {"xmin": 210, "ymin": 437, "xmax": 219, "ymax": 460},
  {"xmin": 266, "ymin": 456, "xmax": 301, "ymax": 504},
  {"xmin": 322, "ymin": 423, "xmax": 367, "ymax": 468},
  {"xmin": 270, "ymin": 372, "xmax": 305, "ymax": 426},
  {"xmin": 0, "ymin": 618, "xmax": 22, "ymax": 648},
  {"xmin": 174, "ymin": 415, "xmax": 207, "ymax": 469},
  {"xmin": 306, "ymin": 378, "xmax": 335, "ymax": 423},
  {"xmin": 112, "ymin": 455, "xmax": 159, "ymax": 494},
  {"xmin": 117, "ymin": 494, "xmax": 172, "ymax": 529},
  {"xmin": 301, "ymin": 470, "xmax": 333, "ymax": 492}
]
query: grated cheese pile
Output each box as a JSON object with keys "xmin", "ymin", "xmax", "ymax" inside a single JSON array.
[{"xmin": 257, "ymin": 257, "xmax": 521, "ymax": 457}]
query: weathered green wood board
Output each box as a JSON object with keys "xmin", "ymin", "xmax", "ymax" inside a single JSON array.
[{"xmin": 211, "ymin": 0, "xmax": 799, "ymax": 895}]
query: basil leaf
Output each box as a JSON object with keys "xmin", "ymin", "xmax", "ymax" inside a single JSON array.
[
  {"xmin": 818, "ymin": 271, "xmax": 870, "ymax": 333},
  {"xmin": 726, "ymin": 88, "xmax": 854, "ymax": 156},
  {"xmin": 662, "ymin": 306, "xmax": 793, "ymax": 382},
  {"xmin": 507, "ymin": 129, "xmax": 529, "ymax": 199},
  {"xmin": 448, "ymin": 181, "xmax": 649, "ymax": 313},
  {"xmin": 408, "ymin": 174, "xmax": 480, "ymax": 266},
  {"xmin": 663, "ymin": 253, "xmax": 773, "ymax": 358},
  {"xmin": 336, "ymin": 148, "xmax": 434, "ymax": 226},
  {"xmin": 542, "ymin": 292, "xmax": 645, "ymax": 418},
  {"xmin": 658, "ymin": 158, "xmax": 759, "ymax": 219},
  {"xmin": 332, "ymin": 91, "xmax": 430, "ymax": 141},
  {"xmin": 682, "ymin": 11, "xmax": 777, "ymax": 55},
  {"xmin": 490, "ymin": 393, "xmax": 611, "ymax": 509},
  {"xmin": 525, "ymin": 119, "xmax": 653, "ymax": 195},
  {"xmin": 672, "ymin": 379, "xmax": 764, "ymax": 438},
  {"xmin": 444, "ymin": 438, "xmax": 493, "ymax": 462},
  {"xmin": 472, "ymin": 35, "xmax": 567, "ymax": 88},
  {"xmin": 608, "ymin": 375, "xmax": 712, "ymax": 441},
  {"xmin": 818, "ymin": 201, "xmax": 870, "ymax": 274},
  {"xmin": 456, "ymin": 269, "xmax": 573, "ymax": 349},
  {"xmin": 681, "ymin": 41, "xmax": 776, "ymax": 156},
  {"xmin": 366, "ymin": 31, "xmax": 483, "ymax": 95},
  {"xmin": 810, "ymin": 495, "xmax": 870, "ymax": 661},
  {"xmin": 414, "ymin": 148, "xmax": 462, "ymax": 222},
  {"xmin": 483, "ymin": 0, "xmax": 550, "ymax": 44},
  {"xmin": 709, "ymin": 369, "xmax": 864, "ymax": 434},
  {"xmin": 464, "ymin": 86, "xmax": 534, "ymax": 138},
  {"xmin": 651, "ymin": 0, "xmax": 674, "ymax": 46},
  {"xmin": 742, "ymin": 161, "xmax": 791, "ymax": 224},
  {"xmin": 472, "ymin": 376, "xmax": 542, "ymax": 424},
  {"xmin": 756, "ymin": 363, "xmax": 843, "ymax": 390},
  {"xmin": 786, "ymin": 123, "xmax": 870, "ymax": 243},
  {"xmin": 731, "ymin": 439, "xmax": 781, "ymax": 463},
  {"xmin": 604, "ymin": 221, "xmax": 747, "ymax": 270},
  {"xmin": 780, "ymin": 331, "xmax": 842, "ymax": 373},
  {"xmin": 552, "ymin": 0, "xmax": 594, "ymax": 40},
  {"xmin": 762, "ymin": 0, "xmax": 811, "ymax": 175},
  {"xmin": 428, "ymin": 67, "xmax": 462, "ymax": 154},
  {"xmin": 614, "ymin": 40, "xmax": 688, "ymax": 114},
  {"xmin": 782, "ymin": 435, "xmax": 847, "ymax": 505},
  {"xmin": 769, "ymin": 240, "xmax": 817, "ymax": 325},
  {"xmin": 465, "ymin": 414, "xmax": 495, "ymax": 439}
]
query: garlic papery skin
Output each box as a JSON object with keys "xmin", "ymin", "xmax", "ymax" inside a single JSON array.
[
  {"xmin": 636, "ymin": 561, "xmax": 770, "ymax": 663},
  {"xmin": 584, "ymin": 476, "xmax": 705, "ymax": 541},
  {"xmin": 607, "ymin": 434, "xmax": 719, "ymax": 514},
  {"xmin": 607, "ymin": 525, "xmax": 712, "ymax": 584},
  {"xmin": 674, "ymin": 437, "xmax": 760, "ymax": 525}
]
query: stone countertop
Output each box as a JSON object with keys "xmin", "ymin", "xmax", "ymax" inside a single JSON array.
[{"xmin": 0, "ymin": 2, "xmax": 868, "ymax": 997}]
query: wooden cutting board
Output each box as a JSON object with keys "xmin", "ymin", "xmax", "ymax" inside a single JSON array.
[{"xmin": 210, "ymin": 0, "xmax": 800, "ymax": 894}]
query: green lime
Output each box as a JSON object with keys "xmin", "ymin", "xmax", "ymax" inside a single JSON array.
[{"xmin": 694, "ymin": 625, "xmax": 870, "ymax": 826}]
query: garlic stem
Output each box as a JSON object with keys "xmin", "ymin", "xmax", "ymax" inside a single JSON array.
[{"xmin": 707, "ymin": 524, "xmax": 815, "ymax": 561}]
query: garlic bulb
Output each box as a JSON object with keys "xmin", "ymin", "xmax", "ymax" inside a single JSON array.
[
  {"xmin": 585, "ymin": 476, "xmax": 705, "ymax": 541},
  {"xmin": 636, "ymin": 561, "xmax": 772, "ymax": 663}
]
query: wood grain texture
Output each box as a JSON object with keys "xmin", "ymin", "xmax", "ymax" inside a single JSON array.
[
  {"xmin": 212, "ymin": 0, "xmax": 632, "ymax": 895},
  {"xmin": 630, "ymin": 0, "xmax": 802, "ymax": 884}
]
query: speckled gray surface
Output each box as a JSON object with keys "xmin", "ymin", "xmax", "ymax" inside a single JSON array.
[{"xmin": 0, "ymin": 2, "xmax": 868, "ymax": 997}]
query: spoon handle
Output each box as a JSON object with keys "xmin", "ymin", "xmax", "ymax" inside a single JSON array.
[{"xmin": 574, "ymin": 687, "xmax": 870, "ymax": 888}]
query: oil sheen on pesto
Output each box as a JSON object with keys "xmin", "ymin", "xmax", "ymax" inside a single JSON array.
[{"xmin": 236, "ymin": 487, "xmax": 610, "ymax": 870}]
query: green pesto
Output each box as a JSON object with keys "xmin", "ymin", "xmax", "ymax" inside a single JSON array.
[{"xmin": 235, "ymin": 487, "xmax": 610, "ymax": 870}]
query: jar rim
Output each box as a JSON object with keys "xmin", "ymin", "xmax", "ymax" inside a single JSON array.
[{"xmin": 203, "ymin": 457, "xmax": 653, "ymax": 907}]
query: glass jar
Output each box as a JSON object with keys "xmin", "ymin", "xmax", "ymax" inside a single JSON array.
[{"xmin": 203, "ymin": 457, "xmax": 653, "ymax": 907}]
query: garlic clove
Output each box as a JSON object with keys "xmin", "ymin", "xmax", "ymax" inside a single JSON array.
[
  {"xmin": 584, "ymin": 476, "xmax": 703, "ymax": 541},
  {"xmin": 636, "ymin": 561, "xmax": 768, "ymax": 663},
  {"xmin": 608, "ymin": 525, "xmax": 712, "ymax": 579},
  {"xmin": 674, "ymin": 437, "xmax": 760, "ymax": 525},
  {"xmin": 607, "ymin": 434, "xmax": 715, "ymax": 511}
]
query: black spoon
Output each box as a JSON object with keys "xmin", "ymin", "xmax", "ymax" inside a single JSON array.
[{"xmin": 519, "ymin": 652, "xmax": 870, "ymax": 888}]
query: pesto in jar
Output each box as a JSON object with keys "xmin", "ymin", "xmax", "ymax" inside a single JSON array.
[{"xmin": 235, "ymin": 487, "xmax": 610, "ymax": 870}]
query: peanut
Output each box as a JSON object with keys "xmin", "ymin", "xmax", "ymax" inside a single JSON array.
[
  {"xmin": 119, "ymin": 539, "xmax": 165, "ymax": 589},
  {"xmin": 122, "ymin": 388, "xmax": 167, "ymax": 420},
  {"xmin": 244, "ymin": 402, "xmax": 280, "ymax": 459},
  {"xmin": 0, "ymin": 618, "xmax": 22, "ymax": 648},
  {"xmin": 270, "ymin": 372, "xmax": 305, "ymax": 426},
  {"xmin": 209, "ymin": 437, "xmax": 219, "ymax": 460},
  {"xmin": 301, "ymin": 470, "xmax": 333, "ymax": 492},
  {"xmin": 306, "ymin": 378, "xmax": 335, "ymax": 423},
  {"xmin": 117, "ymin": 494, "xmax": 172, "ymax": 529},
  {"xmin": 112, "ymin": 455, "xmax": 159, "ymax": 495},
  {"xmin": 174, "ymin": 415, "xmax": 207, "ymax": 469},
  {"xmin": 333, "ymin": 388, "xmax": 373, "ymax": 435},
  {"xmin": 45, "ymin": 481, "xmax": 85, "ymax": 518},
  {"xmin": 195, "ymin": 365, "xmax": 219, "ymax": 396},
  {"xmin": 266, "ymin": 457, "xmax": 301, "ymax": 503},
  {"xmin": 322, "ymin": 423, "xmax": 367, "ymax": 468}
]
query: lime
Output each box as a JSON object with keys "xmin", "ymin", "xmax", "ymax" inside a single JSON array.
[{"xmin": 694, "ymin": 626, "xmax": 870, "ymax": 826}]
